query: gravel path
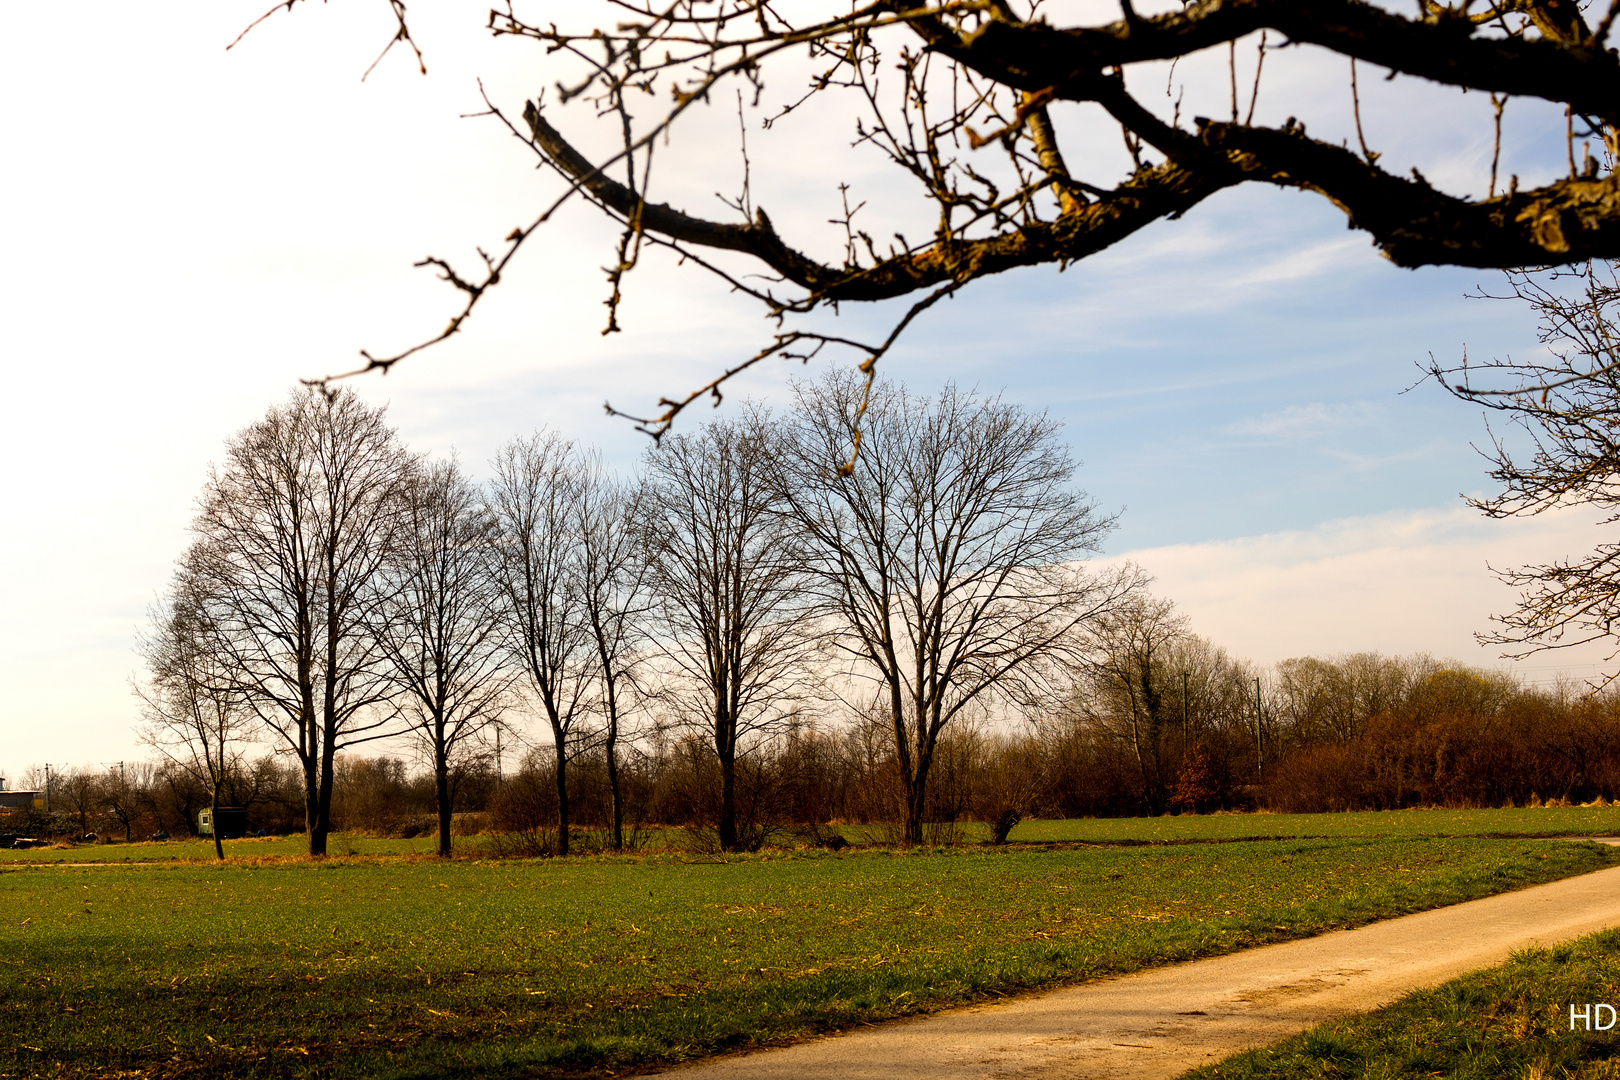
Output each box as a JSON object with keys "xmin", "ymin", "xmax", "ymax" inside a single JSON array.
[{"xmin": 661, "ymin": 857, "xmax": 1620, "ymax": 1080}]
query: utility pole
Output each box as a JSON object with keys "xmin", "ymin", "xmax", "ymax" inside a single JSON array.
[
  {"xmin": 1254, "ymin": 677, "xmax": 1264, "ymax": 781},
  {"xmin": 1182, "ymin": 672, "xmax": 1190, "ymax": 756},
  {"xmin": 44, "ymin": 764, "xmax": 52, "ymax": 813},
  {"xmin": 495, "ymin": 725, "xmax": 503, "ymax": 786}
]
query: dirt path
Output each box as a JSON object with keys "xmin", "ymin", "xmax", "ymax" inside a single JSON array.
[{"xmin": 662, "ymin": 860, "xmax": 1620, "ymax": 1080}]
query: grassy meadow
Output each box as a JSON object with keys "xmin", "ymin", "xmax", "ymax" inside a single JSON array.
[
  {"xmin": 1003, "ymin": 805, "xmax": 1620, "ymax": 843},
  {"xmin": 9, "ymin": 803, "xmax": 1620, "ymax": 866},
  {"xmin": 1185, "ymin": 926, "xmax": 1620, "ymax": 1080},
  {"xmin": 1, "ymin": 825, "xmax": 1616, "ymax": 1078}
]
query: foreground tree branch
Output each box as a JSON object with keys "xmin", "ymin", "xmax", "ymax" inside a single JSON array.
[
  {"xmin": 250, "ymin": 0, "xmax": 1620, "ymax": 431},
  {"xmin": 1433, "ymin": 262, "xmax": 1620, "ymax": 682}
]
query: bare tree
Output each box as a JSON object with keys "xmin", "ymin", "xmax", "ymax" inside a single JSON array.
[
  {"xmin": 1435, "ymin": 262, "xmax": 1620, "ymax": 683},
  {"xmin": 576, "ymin": 454, "xmax": 650, "ymax": 851},
  {"xmin": 779, "ymin": 374, "xmax": 1138, "ymax": 844},
  {"xmin": 1084, "ymin": 594, "xmax": 1191, "ymax": 814},
  {"xmin": 248, "ymin": 3, "xmax": 1620, "ymax": 427},
  {"xmin": 638, "ymin": 414, "xmax": 813, "ymax": 851},
  {"xmin": 54, "ymin": 768, "xmax": 101, "ymax": 839},
  {"xmin": 1273, "ymin": 652, "xmax": 1425, "ymax": 746},
  {"xmin": 186, "ymin": 387, "xmax": 413, "ymax": 856},
  {"xmin": 487, "ymin": 432, "xmax": 595, "ymax": 856},
  {"xmin": 137, "ymin": 567, "xmax": 257, "ymax": 858},
  {"xmin": 139, "ymin": 591, "xmax": 236, "ymax": 846},
  {"xmin": 375, "ymin": 457, "xmax": 512, "ymax": 857},
  {"xmin": 99, "ymin": 762, "xmax": 154, "ymax": 844}
]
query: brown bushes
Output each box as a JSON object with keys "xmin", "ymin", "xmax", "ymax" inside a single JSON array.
[{"xmin": 1261, "ymin": 669, "xmax": 1620, "ymax": 812}]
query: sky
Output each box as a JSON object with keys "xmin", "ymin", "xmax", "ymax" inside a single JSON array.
[{"xmin": 1, "ymin": 1, "xmax": 1615, "ymax": 778}]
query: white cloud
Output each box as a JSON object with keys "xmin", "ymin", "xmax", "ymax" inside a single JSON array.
[
  {"xmin": 1227, "ymin": 238, "xmax": 1368, "ymax": 288},
  {"xmin": 1108, "ymin": 504, "xmax": 1620, "ymax": 683},
  {"xmin": 1223, "ymin": 401, "xmax": 1380, "ymax": 439}
]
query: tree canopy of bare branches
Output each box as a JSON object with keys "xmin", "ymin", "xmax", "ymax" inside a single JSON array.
[
  {"xmin": 1083, "ymin": 593, "xmax": 1192, "ymax": 814},
  {"xmin": 638, "ymin": 413, "xmax": 814, "ymax": 851},
  {"xmin": 375, "ymin": 457, "xmax": 512, "ymax": 856},
  {"xmin": 487, "ymin": 432, "xmax": 597, "ymax": 856},
  {"xmin": 574, "ymin": 453, "xmax": 651, "ymax": 851},
  {"xmin": 1428, "ymin": 262, "xmax": 1620, "ymax": 680},
  {"xmin": 185, "ymin": 387, "xmax": 413, "ymax": 856},
  {"xmin": 779, "ymin": 373, "xmax": 1139, "ymax": 843},
  {"xmin": 250, "ymin": 0, "xmax": 1620, "ymax": 430},
  {"xmin": 137, "ymin": 570, "xmax": 256, "ymax": 859}
]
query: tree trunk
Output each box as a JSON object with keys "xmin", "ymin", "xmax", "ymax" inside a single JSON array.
[
  {"xmin": 903, "ymin": 752, "xmax": 936, "ymax": 847},
  {"xmin": 1137, "ymin": 663, "xmax": 1166, "ymax": 815},
  {"xmin": 605, "ymin": 730, "xmax": 623, "ymax": 851},
  {"xmin": 303, "ymin": 754, "xmax": 324, "ymax": 857},
  {"xmin": 313, "ymin": 728, "xmax": 336, "ymax": 857},
  {"xmin": 718, "ymin": 751, "xmax": 738, "ymax": 852},
  {"xmin": 436, "ymin": 762, "xmax": 452, "ymax": 858},
  {"xmin": 553, "ymin": 727, "xmax": 570, "ymax": 857},
  {"xmin": 210, "ymin": 787, "xmax": 224, "ymax": 861}
]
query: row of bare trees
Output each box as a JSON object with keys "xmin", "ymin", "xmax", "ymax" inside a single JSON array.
[
  {"xmin": 8, "ymin": 757, "xmax": 311, "ymax": 843},
  {"xmin": 137, "ymin": 374, "xmax": 1136, "ymax": 856},
  {"xmin": 86, "ymin": 643, "xmax": 1620, "ymax": 849}
]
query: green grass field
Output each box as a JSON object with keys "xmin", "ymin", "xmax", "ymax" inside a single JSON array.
[
  {"xmin": 1001, "ymin": 805, "xmax": 1620, "ymax": 843},
  {"xmin": 0, "ymin": 833, "xmax": 446, "ymax": 863},
  {"xmin": 6, "ymin": 805, "xmax": 1618, "ymax": 866},
  {"xmin": 2, "ymin": 835, "xmax": 1615, "ymax": 1078},
  {"xmin": 1184, "ymin": 926, "xmax": 1620, "ymax": 1080}
]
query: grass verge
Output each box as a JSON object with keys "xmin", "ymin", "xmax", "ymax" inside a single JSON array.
[
  {"xmin": 1000, "ymin": 806, "xmax": 1620, "ymax": 844},
  {"xmin": 0, "ymin": 837, "xmax": 1614, "ymax": 1078},
  {"xmin": 1183, "ymin": 925, "xmax": 1620, "ymax": 1080},
  {"xmin": 10, "ymin": 805, "xmax": 1620, "ymax": 866}
]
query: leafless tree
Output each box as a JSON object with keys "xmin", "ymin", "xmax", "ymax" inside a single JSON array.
[
  {"xmin": 99, "ymin": 762, "xmax": 154, "ymax": 844},
  {"xmin": 185, "ymin": 387, "xmax": 413, "ymax": 856},
  {"xmin": 54, "ymin": 768, "xmax": 101, "ymax": 839},
  {"xmin": 487, "ymin": 432, "xmax": 595, "ymax": 856},
  {"xmin": 1077, "ymin": 600, "xmax": 1270, "ymax": 810},
  {"xmin": 1433, "ymin": 262, "xmax": 1620, "ymax": 684},
  {"xmin": 249, "ymin": 2, "xmax": 1620, "ymax": 432},
  {"xmin": 638, "ymin": 414, "xmax": 813, "ymax": 851},
  {"xmin": 136, "ymin": 572, "xmax": 256, "ymax": 858},
  {"xmin": 1084, "ymin": 594, "xmax": 1192, "ymax": 814},
  {"xmin": 575, "ymin": 453, "xmax": 651, "ymax": 851},
  {"xmin": 1273, "ymin": 652, "xmax": 1427, "ymax": 745},
  {"xmin": 778, "ymin": 373, "xmax": 1139, "ymax": 843},
  {"xmin": 374, "ymin": 457, "xmax": 512, "ymax": 857}
]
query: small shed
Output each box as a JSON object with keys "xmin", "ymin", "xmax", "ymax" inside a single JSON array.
[
  {"xmin": 0, "ymin": 782, "xmax": 43, "ymax": 811},
  {"xmin": 198, "ymin": 807, "xmax": 248, "ymax": 839}
]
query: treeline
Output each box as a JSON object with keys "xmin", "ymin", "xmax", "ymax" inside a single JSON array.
[
  {"xmin": 132, "ymin": 375, "xmax": 1138, "ymax": 857},
  {"xmin": 99, "ymin": 378, "xmax": 1620, "ymax": 859},
  {"xmin": 1053, "ymin": 644, "xmax": 1620, "ymax": 816},
  {"xmin": 22, "ymin": 649, "xmax": 1620, "ymax": 848}
]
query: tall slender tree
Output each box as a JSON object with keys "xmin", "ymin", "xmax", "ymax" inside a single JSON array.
[
  {"xmin": 375, "ymin": 457, "xmax": 511, "ymax": 857},
  {"xmin": 575, "ymin": 454, "xmax": 650, "ymax": 851},
  {"xmin": 487, "ymin": 432, "xmax": 594, "ymax": 856},
  {"xmin": 186, "ymin": 387, "xmax": 412, "ymax": 856},
  {"xmin": 1085, "ymin": 594, "xmax": 1192, "ymax": 815},
  {"xmin": 639, "ymin": 414, "xmax": 812, "ymax": 851},
  {"xmin": 137, "ymin": 567, "xmax": 254, "ymax": 860}
]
